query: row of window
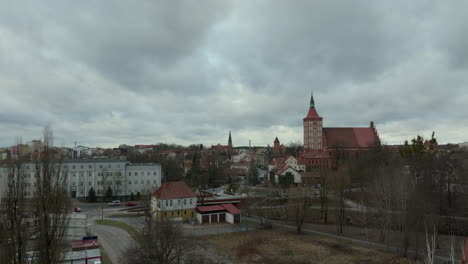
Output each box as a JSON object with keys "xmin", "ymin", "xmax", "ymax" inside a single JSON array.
[{"xmin": 164, "ymin": 198, "xmax": 193, "ymax": 207}]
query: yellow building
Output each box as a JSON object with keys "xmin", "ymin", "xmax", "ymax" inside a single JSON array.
[{"xmin": 151, "ymin": 181, "xmax": 197, "ymax": 221}]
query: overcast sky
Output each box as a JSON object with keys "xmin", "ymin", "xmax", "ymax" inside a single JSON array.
[{"xmin": 1, "ymin": 1, "xmax": 467, "ymax": 148}]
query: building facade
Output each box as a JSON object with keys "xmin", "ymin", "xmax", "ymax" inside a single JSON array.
[
  {"xmin": 300, "ymin": 93, "xmax": 380, "ymax": 168},
  {"xmin": 0, "ymin": 159, "xmax": 161, "ymax": 201},
  {"xmin": 151, "ymin": 181, "xmax": 197, "ymax": 221}
]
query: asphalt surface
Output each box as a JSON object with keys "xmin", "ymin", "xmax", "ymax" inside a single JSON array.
[{"xmin": 90, "ymin": 223, "xmax": 135, "ymax": 264}]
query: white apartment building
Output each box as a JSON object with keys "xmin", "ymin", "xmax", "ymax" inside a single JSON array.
[{"xmin": 0, "ymin": 159, "xmax": 161, "ymax": 201}]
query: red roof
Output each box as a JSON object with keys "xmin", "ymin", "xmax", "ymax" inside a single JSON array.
[
  {"xmin": 197, "ymin": 205, "xmax": 224, "ymax": 213},
  {"xmin": 196, "ymin": 204, "xmax": 240, "ymax": 214},
  {"xmin": 72, "ymin": 239, "xmax": 99, "ymax": 249},
  {"xmin": 276, "ymin": 165, "xmax": 291, "ymax": 175},
  {"xmin": 323, "ymin": 127, "xmax": 378, "ymax": 148},
  {"xmin": 222, "ymin": 204, "xmax": 240, "ymax": 214},
  {"xmin": 152, "ymin": 181, "xmax": 197, "ymax": 199},
  {"xmin": 303, "ymin": 107, "xmax": 322, "ymax": 120}
]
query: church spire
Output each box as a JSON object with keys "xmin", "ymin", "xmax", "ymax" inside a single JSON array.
[
  {"xmin": 310, "ymin": 91, "xmax": 315, "ymax": 108},
  {"xmin": 228, "ymin": 130, "xmax": 232, "ymax": 148}
]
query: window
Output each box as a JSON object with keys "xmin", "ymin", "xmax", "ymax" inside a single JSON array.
[
  {"xmin": 72, "ymin": 165, "xmax": 75, "ymax": 169},
  {"xmin": 178, "ymin": 200, "xmax": 180, "ymax": 205},
  {"xmin": 147, "ymin": 172, "xmax": 150, "ymax": 176},
  {"xmin": 128, "ymin": 172, "xmax": 131, "ymax": 176},
  {"xmin": 108, "ymin": 164, "xmax": 111, "ymax": 169},
  {"xmin": 147, "ymin": 180, "xmax": 150, "ymax": 184},
  {"xmin": 135, "ymin": 172, "xmax": 138, "ymax": 176},
  {"xmin": 129, "ymin": 181, "xmax": 131, "ymax": 184},
  {"xmin": 88, "ymin": 182, "xmax": 91, "ymax": 186},
  {"xmin": 165, "ymin": 201, "xmax": 168, "ymax": 207},
  {"xmin": 154, "ymin": 172, "xmax": 157, "ymax": 175},
  {"xmin": 81, "ymin": 165, "xmax": 84, "ymax": 169},
  {"xmin": 190, "ymin": 199, "xmax": 192, "ymax": 205},
  {"xmin": 100, "ymin": 165, "xmax": 102, "ymax": 169},
  {"xmin": 183, "ymin": 199, "xmax": 186, "ymax": 205},
  {"xmin": 141, "ymin": 180, "xmax": 143, "ymax": 184},
  {"xmin": 170, "ymin": 200, "xmax": 173, "ymax": 206},
  {"xmin": 89, "ymin": 165, "xmax": 92, "ymax": 169},
  {"xmin": 134, "ymin": 180, "xmax": 137, "ymax": 184}
]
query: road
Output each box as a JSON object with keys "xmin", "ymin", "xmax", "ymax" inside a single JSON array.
[{"xmin": 90, "ymin": 223, "xmax": 135, "ymax": 264}]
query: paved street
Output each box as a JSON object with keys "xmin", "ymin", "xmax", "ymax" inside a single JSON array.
[{"xmin": 90, "ymin": 223, "xmax": 135, "ymax": 264}]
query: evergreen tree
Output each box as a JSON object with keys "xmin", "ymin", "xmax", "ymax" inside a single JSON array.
[
  {"xmin": 88, "ymin": 187, "xmax": 96, "ymax": 202},
  {"xmin": 105, "ymin": 186, "xmax": 113, "ymax": 200},
  {"xmin": 136, "ymin": 191, "xmax": 141, "ymax": 201},
  {"xmin": 130, "ymin": 192, "xmax": 135, "ymax": 201}
]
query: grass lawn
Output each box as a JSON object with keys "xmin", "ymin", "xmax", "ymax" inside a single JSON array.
[
  {"xmin": 95, "ymin": 219, "xmax": 143, "ymax": 244},
  {"xmin": 200, "ymin": 230, "xmax": 420, "ymax": 264}
]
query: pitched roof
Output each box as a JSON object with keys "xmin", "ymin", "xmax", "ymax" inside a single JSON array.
[
  {"xmin": 222, "ymin": 203, "xmax": 240, "ymax": 214},
  {"xmin": 303, "ymin": 107, "xmax": 322, "ymax": 120},
  {"xmin": 197, "ymin": 205, "xmax": 224, "ymax": 213},
  {"xmin": 196, "ymin": 204, "xmax": 240, "ymax": 214},
  {"xmin": 274, "ymin": 137, "xmax": 280, "ymax": 143},
  {"xmin": 323, "ymin": 127, "xmax": 379, "ymax": 148},
  {"xmin": 152, "ymin": 181, "xmax": 197, "ymax": 199},
  {"xmin": 276, "ymin": 165, "xmax": 292, "ymax": 175}
]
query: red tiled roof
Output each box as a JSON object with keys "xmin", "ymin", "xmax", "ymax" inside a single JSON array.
[
  {"xmin": 152, "ymin": 181, "xmax": 197, "ymax": 199},
  {"xmin": 222, "ymin": 204, "xmax": 240, "ymax": 214},
  {"xmin": 197, "ymin": 205, "xmax": 224, "ymax": 213},
  {"xmin": 303, "ymin": 107, "xmax": 322, "ymax": 120},
  {"xmin": 276, "ymin": 165, "xmax": 291, "ymax": 175},
  {"xmin": 323, "ymin": 127, "xmax": 379, "ymax": 148},
  {"xmin": 270, "ymin": 157, "xmax": 287, "ymax": 166},
  {"xmin": 72, "ymin": 239, "xmax": 99, "ymax": 249},
  {"xmin": 196, "ymin": 204, "xmax": 241, "ymax": 214}
]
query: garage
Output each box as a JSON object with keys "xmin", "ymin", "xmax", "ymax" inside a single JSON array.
[
  {"xmin": 219, "ymin": 213, "xmax": 226, "ymax": 222},
  {"xmin": 202, "ymin": 215, "xmax": 209, "ymax": 224},
  {"xmin": 210, "ymin": 214, "xmax": 218, "ymax": 223}
]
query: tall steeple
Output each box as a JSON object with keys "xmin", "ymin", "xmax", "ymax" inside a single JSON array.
[
  {"xmin": 228, "ymin": 131, "xmax": 232, "ymax": 148},
  {"xmin": 310, "ymin": 91, "xmax": 315, "ymax": 108},
  {"xmin": 303, "ymin": 91, "xmax": 323, "ymax": 150}
]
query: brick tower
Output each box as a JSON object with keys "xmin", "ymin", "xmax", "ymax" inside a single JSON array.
[{"xmin": 303, "ymin": 92, "xmax": 323, "ymax": 150}]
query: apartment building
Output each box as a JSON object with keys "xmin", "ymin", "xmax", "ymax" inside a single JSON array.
[{"xmin": 0, "ymin": 159, "xmax": 161, "ymax": 201}]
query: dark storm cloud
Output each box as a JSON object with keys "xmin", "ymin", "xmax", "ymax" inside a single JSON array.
[{"xmin": 0, "ymin": 1, "xmax": 467, "ymax": 147}]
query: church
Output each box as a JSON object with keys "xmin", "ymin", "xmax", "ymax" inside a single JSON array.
[{"xmin": 298, "ymin": 93, "xmax": 380, "ymax": 169}]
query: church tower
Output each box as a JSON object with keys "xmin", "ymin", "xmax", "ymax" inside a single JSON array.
[
  {"xmin": 228, "ymin": 131, "xmax": 232, "ymax": 148},
  {"xmin": 303, "ymin": 92, "xmax": 323, "ymax": 150}
]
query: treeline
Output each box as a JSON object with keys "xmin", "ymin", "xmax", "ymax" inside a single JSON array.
[{"xmin": 0, "ymin": 126, "xmax": 71, "ymax": 264}]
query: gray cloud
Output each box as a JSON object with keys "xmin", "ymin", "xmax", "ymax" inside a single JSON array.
[{"xmin": 0, "ymin": 1, "xmax": 467, "ymax": 148}]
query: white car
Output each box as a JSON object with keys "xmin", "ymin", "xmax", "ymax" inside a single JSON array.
[{"xmin": 107, "ymin": 200, "xmax": 121, "ymax": 206}]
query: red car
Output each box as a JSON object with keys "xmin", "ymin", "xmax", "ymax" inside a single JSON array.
[
  {"xmin": 124, "ymin": 202, "xmax": 137, "ymax": 207},
  {"xmin": 74, "ymin": 207, "xmax": 82, "ymax": 212}
]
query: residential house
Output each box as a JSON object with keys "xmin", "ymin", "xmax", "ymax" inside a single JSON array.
[{"xmin": 151, "ymin": 181, "xmax": 197, "ymax": 221}]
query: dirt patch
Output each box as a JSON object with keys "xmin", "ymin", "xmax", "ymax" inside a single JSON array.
[{"xmin": 200, "ymin": 230, "xmax": 420, "ymax": 264}]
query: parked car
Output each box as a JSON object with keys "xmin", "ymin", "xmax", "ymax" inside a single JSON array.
[
  {"xmin": 124, "ymin": 202, "xmax": 137, "ymax": 207},
  {"xmin": 74, "ymin": 207, "xmax": 82, "ymax": 212},
  {"xmin": 107, "ymin": 200, "xmax": 121, "ymax": 206}
]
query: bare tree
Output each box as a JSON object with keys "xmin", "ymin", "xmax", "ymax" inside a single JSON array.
[
  {"xmin": 290, "ymin": 187, "xmax": 313, "ymax": 233},
  {"xmin": 33, "ymin": 126, "xmax": 70, "ymax": 264},
  {"xmin": 124, "ymin": 219, "xmax": 185, "ymax": 264},
  {"xmin": 0, "ymin": 157, "xmax": 30, "ymax": 264},
  {"xmin": 423, "ymin": 224, "xmax": 437, "ymax": 264}
]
